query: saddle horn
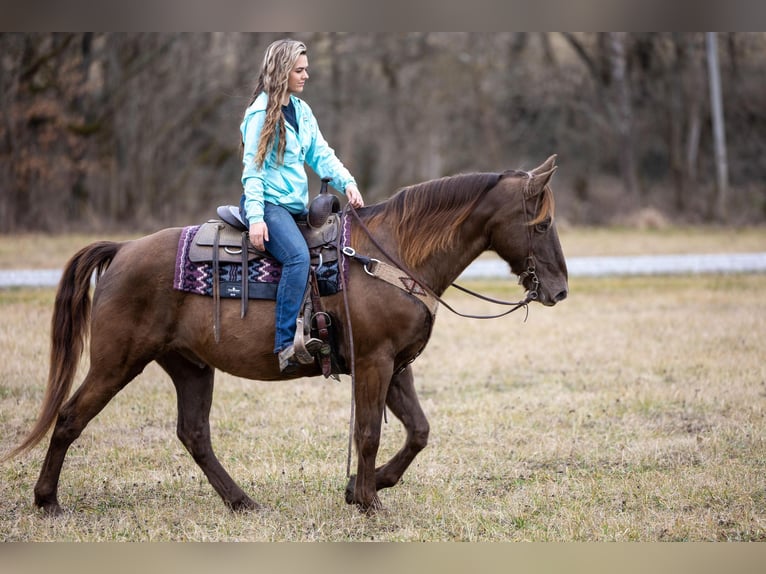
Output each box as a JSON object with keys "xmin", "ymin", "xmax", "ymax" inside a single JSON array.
[{"xmin": 308, "ymin": 177, "xmax": 340, "ymax": 229}]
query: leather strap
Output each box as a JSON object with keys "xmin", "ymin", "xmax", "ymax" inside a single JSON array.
[
  {"xmin": 240, "ymin": 232, "xmax": 249, "ymax": 318},
  {"xmin": 353, "ymin": 256, "xmax": 439, "ymax": 317},
  {"xmin": 308, "ymin": 269, "xmax": 332, "ymax": 377},
  {"xmin": 212, "ymin": 222, "xmax": 223, "ymax": 343}
]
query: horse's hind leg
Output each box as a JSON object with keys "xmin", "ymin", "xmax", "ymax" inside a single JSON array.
[
  {"xmin": 374, "ymin": 365, "xmax": 430, "ymax": 489},
  {"xmin": 345, "ymin": 365, "xmax": 429, "ymax": 505},
  {"xmin": 34, "ymin": 365, "xmax": 145, "ymax": 515},
  {"xmin": 157, "ymin": 351, "xmax": 259, "ymax": 512}
]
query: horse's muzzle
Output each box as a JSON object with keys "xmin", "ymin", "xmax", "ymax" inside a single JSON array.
[{"xmin": 539, "ymin": 287, "xmax": 568, "ymax": 307}]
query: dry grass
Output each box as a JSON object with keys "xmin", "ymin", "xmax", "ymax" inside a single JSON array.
[
  {"xmin": 1, "ymin": 268, "xmax": 765, "ymax": 541},
  {"xmin": 555, "ymin": 225, "xmax": 766, "ymax": 257},
  {"xmin": 0, "ymin": 232, "xmax": 141, "ymax": 269}
]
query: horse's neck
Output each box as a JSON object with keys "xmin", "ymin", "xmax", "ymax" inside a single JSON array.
[
  {"xmin": 426, "ymin": 223, "xmax": 490, "ymax": 294},
  {"xmin": 379, "ymin": 209, "xmax": 490, "ymax": 296}
]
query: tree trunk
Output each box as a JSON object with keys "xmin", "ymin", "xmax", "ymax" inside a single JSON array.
[
  {"xmin": 608, "ymin": 32, "xmax": 639, "ymax": 198},
  {"xmin": 706, "ymin": 32, "xmax": 729, "ymax": 221}
]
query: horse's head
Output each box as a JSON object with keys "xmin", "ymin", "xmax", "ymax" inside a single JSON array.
[{"xmin": 486, "ymin": 155, "xmax": 568, "ymax": 306}]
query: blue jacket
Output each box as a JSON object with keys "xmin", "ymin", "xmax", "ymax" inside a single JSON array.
[{"xmin": 240, "ymin": 92, "xmax": 356, "ymax": 224}]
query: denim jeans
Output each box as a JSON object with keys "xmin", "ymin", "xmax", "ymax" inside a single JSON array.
[{"xmin": 240, "ymin": 197, "xmax": 309, "ymax": 353}]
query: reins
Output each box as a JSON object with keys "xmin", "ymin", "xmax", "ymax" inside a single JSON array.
[
  {"xmin": 342, "ymin": 189, "xmax": 540, "ymax": 321},
  {"xmin": 338, "ymin": 236, "xmax": 357, "ymax": 477}
]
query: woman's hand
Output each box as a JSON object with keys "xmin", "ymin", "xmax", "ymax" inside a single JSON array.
[
  {"xmin": 345, "ymin": 184, "xmax": 364, "ymax": 209},
  {"xmin": 249, "ymin": 221, "xmax": 269, "ymax": 251}
]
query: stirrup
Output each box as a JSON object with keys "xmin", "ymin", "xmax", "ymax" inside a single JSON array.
[{"xmin": 292, "ymin": 317, "xmax": 323, "ymax": 364}]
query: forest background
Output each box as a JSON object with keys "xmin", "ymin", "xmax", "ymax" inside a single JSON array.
[{"xmin": 1, "ymin": 32, "xmax": 764, "ymax": 233}]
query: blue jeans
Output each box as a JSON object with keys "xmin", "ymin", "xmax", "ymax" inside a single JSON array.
[{"xmin": 240, "ymin": 198, "xmax": 309, "ymax": 353}]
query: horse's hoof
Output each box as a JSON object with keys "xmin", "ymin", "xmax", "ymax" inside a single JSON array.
[
  {"xmin": 228, "ymin": 496, "xmax": 261, "ymax": 513},
  {"xmin": 344, "ymin": 478, "xmax": 385, "ymax": 514},
  {"xmin": 34, "ymin": 493, "xmax": 63, "ymax": 517},
  {"xmin": 357, "ymin": 495, "xmax": 386, "ymax": 516},
  {"xmin": 38, "ymin": 502, "xmax": 64, "ymax": 517}
]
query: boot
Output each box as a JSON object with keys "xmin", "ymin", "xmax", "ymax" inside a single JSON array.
[{"xmin": 278, "ymin": 318, "xmax": 322, "ymax": 373}]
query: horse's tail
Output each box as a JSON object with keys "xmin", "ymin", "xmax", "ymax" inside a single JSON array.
[{"xmin": 1, "ymin": 241, "xmax": 121, "ymax": 462}]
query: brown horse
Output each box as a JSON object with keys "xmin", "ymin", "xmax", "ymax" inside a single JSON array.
[{"xmin": 3, "ymin": 155, "xmax": 568, "ymax": 515}]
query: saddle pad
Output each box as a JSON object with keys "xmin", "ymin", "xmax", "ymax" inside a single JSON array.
[{"xmin": 173, "ymin": 225, "xmax": 342, "ymax": 300}]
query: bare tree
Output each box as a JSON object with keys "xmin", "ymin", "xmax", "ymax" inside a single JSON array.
[
  {"xmin": 608, "ymin": 32, "xmax": 639, "ymax": 198},
  {"xmin": 1, "ymin": 32, "xmax": 765, "ymax": 232},
  {"xmin": 560, "ymin": 31, "xmax": 640, "ymax": 199},
  {"xmin": 706, "ymin": 32, "xmax": 729, "ymax": 221}
]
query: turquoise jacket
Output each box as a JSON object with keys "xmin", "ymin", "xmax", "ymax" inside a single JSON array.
[{"xmin": 240, "ymin": 92, "xmax": 357, "ymax": 224}]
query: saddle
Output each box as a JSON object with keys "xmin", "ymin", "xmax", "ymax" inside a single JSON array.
[
  {"xmin": 192, "ymin": 207, "xmax": 340, "ymax": 267},
  {"xmin": 197, "ymin": 177, "xmax": 341, "ymax": 268},
  {"xmin": 191, "ymin": 179, "xmax": 343, "ymax": 377}
]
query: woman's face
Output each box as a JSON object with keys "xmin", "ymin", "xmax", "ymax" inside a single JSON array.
[{"xmin": 287, "ymin": 54, "xmax": 309, "ymax": 95}]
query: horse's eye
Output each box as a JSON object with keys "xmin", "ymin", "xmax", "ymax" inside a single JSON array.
[{"xmin": 535, "ymin": 219, "xmax": 551, "ymax": 233}]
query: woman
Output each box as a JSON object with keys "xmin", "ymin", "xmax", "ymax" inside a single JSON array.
[{"xmin": 240, "ymin": 38, "xmax": 364, "ymax": 373}]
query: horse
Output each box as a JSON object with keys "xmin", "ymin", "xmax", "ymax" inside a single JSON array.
[{"xmin": 3, "ymin": 155, "xmax": 568, "ymax": 515}]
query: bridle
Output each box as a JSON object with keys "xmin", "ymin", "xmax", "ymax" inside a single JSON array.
[
  {"xmin": 452, "ymin": 182, "xmax": 543, "ymax": 317},
  {"xmin": 515, "ymin": 176, "xmax": 542, "ymax": 304}
]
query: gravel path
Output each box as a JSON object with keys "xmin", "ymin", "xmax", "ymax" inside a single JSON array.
[
  {"xmin": 1, "ymin": 252, "xmax": 765, "ymax": 288},
  {"xmin": 0, "ymin": 269, "xmax": 65, "ymax": 288}
]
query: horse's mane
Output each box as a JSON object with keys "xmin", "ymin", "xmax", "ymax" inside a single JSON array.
[
  {"xmin": 358, "ymin": 172, "xmax": 498, "ymax": 268},
  {"xmin": 358, "ymin": 170, "xmax": 555, "ymax": 269}
]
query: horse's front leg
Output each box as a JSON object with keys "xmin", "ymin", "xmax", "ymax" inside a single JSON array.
[
  {"xmin": 346, "ymin": 359, "xmax": 392, "ymax": 513},
  {"xmin": 345, "ymin": 365, "xmax": 429, "ymax": 505}
]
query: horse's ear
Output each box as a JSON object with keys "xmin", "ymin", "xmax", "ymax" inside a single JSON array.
[
  {"xmin": 526, "ymin": 166, "xmax": 557, "ymax": 197},
  {"xmin": 531, "ymin": 154, "xmax": 557, "ymax": 175}
]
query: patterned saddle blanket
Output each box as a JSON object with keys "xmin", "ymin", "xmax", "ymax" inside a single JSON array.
[{"xmin": 173, "ymin": 222, "xmax": 343, "ymax": 300}]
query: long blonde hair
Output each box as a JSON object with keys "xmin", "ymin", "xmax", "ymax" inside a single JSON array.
[{"xmin": 247, "ymin": 39, "xmax": 307, "ymax": 169}]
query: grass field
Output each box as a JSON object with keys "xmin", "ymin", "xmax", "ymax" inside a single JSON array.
[{"xmin": 0, "ymin": 228, "xmax": 765, "ymax": 541}]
